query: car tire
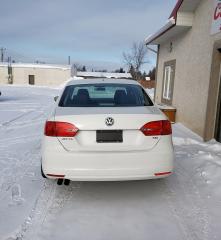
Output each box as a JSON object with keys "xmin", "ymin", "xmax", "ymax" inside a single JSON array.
[{"xmin": 41, "ymin": 164, "xmax": 47, "ymax": 178}]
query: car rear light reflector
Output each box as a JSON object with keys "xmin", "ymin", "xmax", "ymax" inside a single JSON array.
[
  {"xmin": 140, "ymin": 120, "xmax": 172, "ymax": 136},
  {"xmin": 44, "ymin": 121, "xmax": 79, "ymax": 137},
  {"xmin": 47, "ymin": 174, "xmax": 65, "ymax": 178},
  {"xmin": 154, "ymin": 172, "xmax": 172, "ymax": 176}
]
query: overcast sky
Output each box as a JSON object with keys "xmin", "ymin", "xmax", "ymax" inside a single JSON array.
[{"xmin": 0, "ymin": 0, "xmax": 177, "ymax": 71}]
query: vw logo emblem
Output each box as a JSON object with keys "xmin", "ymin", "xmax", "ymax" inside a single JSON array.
[{"xmin": 105, "ymin": 117, "xmax": 114, "ymax": 126}]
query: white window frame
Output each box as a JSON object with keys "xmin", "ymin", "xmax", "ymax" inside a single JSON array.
[{"xmin": 163, "ymin": 65, "xmax": 172, "ymax": 100}]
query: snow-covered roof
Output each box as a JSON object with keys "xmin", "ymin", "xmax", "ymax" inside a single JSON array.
[
  {"xmin": 0, "ymin": 62, "xmax": 70, "ymax": 70},
  {"xmin": 145, "ymin": 17, "xmax": 176, "ymax": 45},
  {"xmin": 145, "ymin": 0, "xmax": 201, "ymax": 45},
  {"xmin": 77, "ymin": 71, "xmax": 132, "ymax": 79}
]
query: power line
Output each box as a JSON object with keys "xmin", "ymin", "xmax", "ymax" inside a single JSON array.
[{"xmin": 6, "ymin": 48, "xmax": 34, "ymax": 62}]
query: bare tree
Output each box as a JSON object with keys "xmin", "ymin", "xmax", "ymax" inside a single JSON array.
[
  {"xmin": 73, "ymin": 63, "xmax": 83, "ymax": 71},
  {"xmin": 123, "ymin": 41, "xmax": 147, "ymax": 80}
]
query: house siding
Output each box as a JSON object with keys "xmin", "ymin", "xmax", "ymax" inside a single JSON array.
[{"xmin": 156, "ymin": 0, "xmax": 221, "ymax": 138}]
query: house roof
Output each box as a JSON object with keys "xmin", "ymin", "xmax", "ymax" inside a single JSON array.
[
  {"xmin": 169, "ymin": 0, "xmax": 184, "ymax": 19},
  {"xmin": 145, "ymin": 0, "xmax": 201, "ymax": 45}
]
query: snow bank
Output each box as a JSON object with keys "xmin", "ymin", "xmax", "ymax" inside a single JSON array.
[{"xmin": 173, "ymin": 124, "xmax": 221, "ymax": 200}]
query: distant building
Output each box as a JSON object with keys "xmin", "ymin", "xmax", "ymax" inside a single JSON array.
[
  {"xmin": 0, "ymin": 63, "xmax": 133, "ymax": 86},
  {"xmin": 145, "ymin": 0, "xmax": 221, "ymax": 143},
  {"xmin": 0, "ymin": 63, "xmax": 71, "ymax": 86}
]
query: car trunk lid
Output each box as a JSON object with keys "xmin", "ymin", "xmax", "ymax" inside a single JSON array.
[{"xmin": 54, "ymin": 106, "xmax": 165, "ymax": 152}]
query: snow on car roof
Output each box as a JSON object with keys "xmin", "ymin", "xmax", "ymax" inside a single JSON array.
[
  {"xmin": 66, "ymin": 78, "xmax": 140, "ymax": 86},
  {"xmin": 77, "ymin": 71, "xmax": 132, "ymax": 79}
]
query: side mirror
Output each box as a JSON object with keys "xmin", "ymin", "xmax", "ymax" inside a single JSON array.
[{"xmin": 54, "ymin": 96, "xmax": 59, "ymax": 102}]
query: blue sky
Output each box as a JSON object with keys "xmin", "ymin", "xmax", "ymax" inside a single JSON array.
[{"xmin": 0, "ymin": 0, "xmax": 177, "ymax": 71}]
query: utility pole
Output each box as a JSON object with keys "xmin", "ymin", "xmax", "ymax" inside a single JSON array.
[
  {"xmin": 0, "ymin": 47, "xmax": 6, "ymax": 62},
  {"xmin": 7, "ymin": 56, "xmax": 13, "ymax": 84}
]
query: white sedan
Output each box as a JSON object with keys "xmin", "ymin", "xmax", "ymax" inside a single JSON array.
[{"xmin": 41, "ymin": 79, "xmax": 174, "ymax": 184}]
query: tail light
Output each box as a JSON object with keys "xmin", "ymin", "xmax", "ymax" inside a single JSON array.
[
  {"xmin": 155, "ymin": 172, "xmax": 172, "ymax": 176},
  {"xmin": 140, "ymin": 120, "xmax": 172, "ymax": 136},
  {"xmin": 44, "ymin": 121, "xmax": 79, "ymax": 137}
]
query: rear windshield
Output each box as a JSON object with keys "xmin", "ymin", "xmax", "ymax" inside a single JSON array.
[{"xmin": 58, "ymin": 83, "xmax": 153, "ymax": 107}]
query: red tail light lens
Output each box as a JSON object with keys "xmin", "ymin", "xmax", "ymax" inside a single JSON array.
[
  {"xmin": 140, "ymin": 120, "xmax": 172, "ymax": 136},
  {"xmin": 44, "ymin": 121, "xmax": 79, "ymax": 137},
  {"xmin": 155, "ymin": 172, "xmax": 172, "ymax": 176}
]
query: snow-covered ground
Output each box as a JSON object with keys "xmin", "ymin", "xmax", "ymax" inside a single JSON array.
[{"xmin": 0, "ymin": 85, "xmax": 221, "ymax": 240}]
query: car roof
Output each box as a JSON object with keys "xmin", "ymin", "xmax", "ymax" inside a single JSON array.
[{"xmin": 66, "ymin": 78, "xmax": 140, "ymax": 86}]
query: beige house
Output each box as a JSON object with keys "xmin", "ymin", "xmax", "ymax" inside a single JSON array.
[
  {"xmin": 145, "ymin": 0, "xmax": 221, "ymax": 143},
  {"xmin": 0, "ymin": 63, "xmax": 71, "ymax": 86},
  {"xmin": 0, "ymin": 63, "xmax": 133, "ymax": 87}
]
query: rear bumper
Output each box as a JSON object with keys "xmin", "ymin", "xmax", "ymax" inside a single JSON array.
[
  {"xmin": 42, "ymin": 137, "xmax": 174, "ymax": 181},
  {"xmin": 45, "ymin": 171, "xmax": 173, "ymax": 181}
]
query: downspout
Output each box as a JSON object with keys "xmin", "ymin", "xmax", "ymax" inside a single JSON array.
[{"xmin": 145, "ymin": 45, "xmax": 159, "ymax": 103}]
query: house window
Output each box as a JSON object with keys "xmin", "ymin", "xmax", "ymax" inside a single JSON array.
[
  {"xmin": 162, "ymin": 60, "xmax": 176, "ymax": 105},
  {"xmin": 29, "ymin": 75, "xmax": 35, "ymax": 85},
  {"xmin": 163, "ymin": 66, "xmax": 172, "ymax": 100}
]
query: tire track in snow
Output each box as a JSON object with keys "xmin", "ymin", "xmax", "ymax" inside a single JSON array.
[
  {"xmin": 0, "ymin": 109, "xmax": 40, "ymax": 127},
  {"xmin": 0, "ymin": 87, "xmax": 59, "ymax": 239},
  {"xmin": 4, "ymin": 180, "xmax": 56, "ymax": 240},
  {"xmin": 28, "ymin": 182, "xmax": 82, "ymax": 240},
  {"xmin": 7, "ymin": 181, "xmax": 82, "ymax": 240},
  {"xmin": 0, "ymin": 143, "xmax": 42, "ymax": 202},
  {"xmin": 0, "ymin": 135, "xmax": 41, "ymax": 145},
  {"xmin": 0, "ymin": 106, "xmax": 51, "ymax": 147},
  {"xmin": 0, "ymin": 103, "xmax": 53, "ymax": 129},
  {"xmin": 0, "ymin": 106, "xmax": 44, "ymax": 202}
]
